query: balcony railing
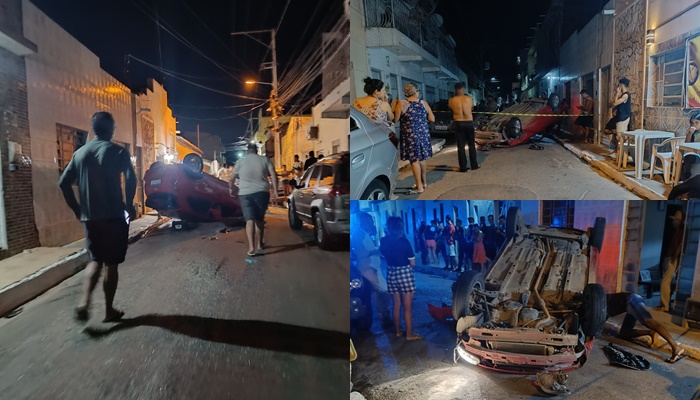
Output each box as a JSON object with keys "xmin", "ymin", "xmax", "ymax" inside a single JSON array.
[{"xmin": 364, "ymin": 0, "xmax": 461, "ymax": 76}]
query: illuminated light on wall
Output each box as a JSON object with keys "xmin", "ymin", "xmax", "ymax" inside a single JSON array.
[{"xmin": 646, "ymin": 29, "xmax": 655, "ymax": 45}]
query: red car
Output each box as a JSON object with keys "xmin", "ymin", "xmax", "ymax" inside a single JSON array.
[{"xmin": 144, "ymin": 153, "xmax": 243, "ymax": 227}]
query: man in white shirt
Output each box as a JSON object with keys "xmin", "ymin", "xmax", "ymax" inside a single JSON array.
[
  {"xmin": 351, "ymin": 212, "xmax": 391, "ymax": 324},
  {"xmin": 217, "ymin": 164, "xmax": 233, "ymax": 182},
  {"xmin": 230, "ymin": 144, "xmax": 278, "ymax": 257}
]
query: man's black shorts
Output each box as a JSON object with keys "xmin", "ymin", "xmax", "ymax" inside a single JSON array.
[
  {"xmin": 240, "ymin": 191, "xmax": 270, "ymax": 221},
  {"xmin": 83, "ymin": 218, "xmax": 129, "ymax": 264}
]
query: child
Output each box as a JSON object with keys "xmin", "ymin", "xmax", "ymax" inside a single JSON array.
[
  {"xmin": 448, "ymin": 242, "xmax": 458, "ymax": 271},
  {"xmin": 473, "ymin": 230, "xmax": 489, "ymax": 273}
]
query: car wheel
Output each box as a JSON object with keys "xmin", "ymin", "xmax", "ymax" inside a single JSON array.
[
  {"xmin": 314, "ymin": 212, "xmax": 334, "ymax": 250},
  {"xmin": 579, "ymin": 283, "xmax": 607, "ymax": 338},
  {"xmin": 360, "ymin": 180, "xmax": 388, "ymax": 200},
  {"xmin": 452, "ymin": 270, "xmax": 485, "ymax": 320},
  {"xmin": 288, "ymin": 202, "xmax": 302, "ymax": 230},
  {"xmin": 506, "ymin": 207, "xmax": 524, "ymax": 239},
  {"xmin": 588, "ymin": 217, "xmax": 606, "ymax": 251}
]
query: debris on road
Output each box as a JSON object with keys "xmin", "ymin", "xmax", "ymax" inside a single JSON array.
[
  {"xmin": 602, "ymin": 343, "xmax": 650, "ymax": 370},
  {"xmin": 534, "ymin": 372, "xmax": 570, "ymax": 395}
]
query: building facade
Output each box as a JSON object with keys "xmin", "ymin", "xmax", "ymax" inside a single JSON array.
[
  {"xmin": 0, "ymin": 0, "xmax": 41, "ymax": 260},
  {"xmin": 350, "ymin": 0, "xmax": 468, "ymax": 105},
  {"xmin": 22, "ymin": 0, "xmax": 137, "ymax": 247}
]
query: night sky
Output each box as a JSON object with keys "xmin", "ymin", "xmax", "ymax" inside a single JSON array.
[
  {"xmin": 436, "ymin": 0, "xmax": 607, "ymax": 95},
  {"xmin": 31, "ymin": 0, "xmax": 344, "ymax": 143}
]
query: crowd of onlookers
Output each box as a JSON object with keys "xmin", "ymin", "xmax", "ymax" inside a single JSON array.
[
  {"xmin": 351, "ymin": 210, "xmax": 509, "ymax": 340},
  {"xmin": 413, "ymin": 214, "xmax": 506, "ymax": 273}
]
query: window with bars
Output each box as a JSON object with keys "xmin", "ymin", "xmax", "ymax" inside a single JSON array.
[
  {"xmin": 542, "ymin": 201, "xmax": 575, "ymax": 228},
  {"xmin": 56, "ymin": 124, "xmax": 87, "ymax": 173},
  {"xmin": 651, "ymin": 47, "xmax": 685, "ymax": 107}
]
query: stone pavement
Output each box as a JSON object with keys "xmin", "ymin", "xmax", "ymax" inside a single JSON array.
[{"xmin": 0, "ymin": 213, "xmax": 170, "ymax": 318}]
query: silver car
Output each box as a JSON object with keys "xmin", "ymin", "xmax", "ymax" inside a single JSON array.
[
  {"xmin": 350, "ymin": 108, "xmax": 399, "ymax": 200},
  {"xmin": 288, "ymin": 153, "xmax": 350, "ymax": 250}
]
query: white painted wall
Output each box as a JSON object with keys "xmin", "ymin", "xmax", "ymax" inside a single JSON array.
[
  {"xmin": 22, "ymin": 0, "xmax": 135, "ymax": 246},
  {"xmin": 137, "ymin": 79, "xmax": 177, "ymax": 161},
  {"xmin": 648, "ymin": 0, "xmax": 700, "ymax": 43},
  {"xmin": 350, "ymin": 0, "xmax": 370, "ymax": 100}
]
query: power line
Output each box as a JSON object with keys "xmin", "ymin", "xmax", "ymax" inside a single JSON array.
[{"xmin": 128, "ymin": 55, "xmax": 267, "ymax": 101}]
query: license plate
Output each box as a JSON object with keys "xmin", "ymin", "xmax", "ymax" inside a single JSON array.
[
  {"xmin": 434, "ymin": 125, "xmax": 448, "ymax": 131},
  {"xmin": 150, "ymin": 179, "xmax": 161, "ymax": 186}
]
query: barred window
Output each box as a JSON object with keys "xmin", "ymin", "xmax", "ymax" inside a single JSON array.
[
  {"xmin": 542, "ymin": 201, "xmax": 575, "ymax": 228},
  {"xmin": 56, "ymin": 124, "xmax": 87, "ymax": 173},
  {"xmin": 651, "ymin": 47, "xmax": 685, "ymax": 107}
]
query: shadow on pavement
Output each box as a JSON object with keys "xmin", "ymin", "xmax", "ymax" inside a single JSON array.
[{"xmin": 83, "ymin": 314, "xmax": 348, "ymax": 359}]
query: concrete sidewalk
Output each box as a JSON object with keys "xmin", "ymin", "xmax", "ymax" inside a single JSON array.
[
  {"xmin": 0, "ymin": 213, "xmax": 170, "ymax": 318},
  {"xmin": 552, "ymin": 130, "xmax": 670, "ymax": 200}
]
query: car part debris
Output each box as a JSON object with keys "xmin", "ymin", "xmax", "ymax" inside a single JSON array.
[
  {"xmin": 534, "ymin": 372, "xmax": 570, "ymax": 395},
  {"xmin": 602, "ymin": 343, "xmax": 650, "ymax": 370}
]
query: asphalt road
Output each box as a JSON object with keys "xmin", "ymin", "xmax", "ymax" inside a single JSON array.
[
  {"xmin": 0, "ymin": 208, "xmax": 349, "ymax": 400},
  {"xmin": 395, "ymin": 137, "xmax": 641, "ymax": 200},
  {"xmin": 351, "ymin": 271, "xmax": 700, "ymax": 400}
]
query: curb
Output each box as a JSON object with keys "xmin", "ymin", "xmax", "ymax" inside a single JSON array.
[
  {"xmin": 0, "ymin": 217, "xmax": 170, "ymax": 318},
  {"xmin": 552, "ymin": 136, "xmax": 666, "ymax": 200},
  {"xmin": 604, "ymin": 321, "xmax": 700, "ymax": 362}
]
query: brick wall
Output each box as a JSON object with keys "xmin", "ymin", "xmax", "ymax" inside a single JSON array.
[{"xmin": 0, "ymin": 45, "xmax": 40, "ymax": 260}]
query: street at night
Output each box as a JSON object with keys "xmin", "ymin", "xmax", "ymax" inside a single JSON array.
[
  {"xmin": 352, "ymin": 270, "xmax": 699, "ymax": 400},
  {"xmin": 0, "ymin": 209, "xmax": 349, "ymax": 400},
  {"xmin": 393, "ymin": 138, "xmax": 642, "ymax": 200}
]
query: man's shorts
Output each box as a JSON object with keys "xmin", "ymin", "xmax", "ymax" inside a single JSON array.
[
  {"xmin": 240, "ymin": 191, "xmax": 270, "ymax": 221},
  {"xmin": 425, "ymin": 239, "xmax": 437, "ymax": 249},
  {"xmin": 626, "ymin": 293, "xmax": 652, "ymax": 324},
  {"xmin": 387, "ymin": 266, "xmax": 416, "ymax": 294},
  {"xmin": 83, "ymin": 218, "xmax": 129, "ymax": 265}
]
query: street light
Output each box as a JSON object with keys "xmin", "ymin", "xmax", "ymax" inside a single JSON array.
[{"xmin": 245, "ymin": 80, "xmax": 273, "ymax": 86}]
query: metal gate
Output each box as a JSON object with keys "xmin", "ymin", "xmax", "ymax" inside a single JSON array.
[{"xmin": 619, "ymin": 201, "xmax": 645, "ymax": 293}]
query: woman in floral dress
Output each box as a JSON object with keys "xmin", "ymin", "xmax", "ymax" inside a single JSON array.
[
  {"xmin": 393, "ymin": 82, "xmax": 435, "ymax": 194},
  {"xmin": 353, "ymin": 77, "xmax": 393, "ymax": 126}
]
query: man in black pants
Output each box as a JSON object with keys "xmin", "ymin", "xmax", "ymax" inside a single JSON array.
[
  {"xmin": 448, "ymin": 82, "xmax": 479, "ymax": 172},
  {"xmin": 59, "ymin": 112, "xmax": 137, "ymax": 323}
]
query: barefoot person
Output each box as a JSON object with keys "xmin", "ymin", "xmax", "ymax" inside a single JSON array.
[
  {"xmin": 607, "ymin": 292, "xmax": 687, "ymax": 363},
  {"xmin": 380, "ymin": 216, "xmax": 422, "ymax": 340},
  {"xmin": 58, "ymin": 111, "xmax": 136, "ymax": 323},
  {"xmin": 448, "ymin": 82, "xmax": 479, "ymax": 172},
  {"xmin": 230, "ymin": 143, "xmax": 278, "ymax": 257}
]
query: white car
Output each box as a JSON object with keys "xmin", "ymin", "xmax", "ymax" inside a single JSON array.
[{"xmin": 349, "ymin": 108, "xmax": 399, "ymax": 200}]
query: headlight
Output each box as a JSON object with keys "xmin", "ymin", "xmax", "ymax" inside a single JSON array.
[
  {"xmin": 456, "ymin": 345, "xmax": 480, "ymax": 365},
  {"xmin": 350, "ymin": 278, "xmax": 362, "ymax": 289}
]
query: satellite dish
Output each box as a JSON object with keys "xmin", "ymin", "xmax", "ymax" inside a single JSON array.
[{"xmin": 431, "ymin": 14, "xmax": 443, "ymax": 27}]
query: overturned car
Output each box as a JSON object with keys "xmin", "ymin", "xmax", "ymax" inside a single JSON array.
[{"xmin": 453, "ymin": 207, "xmax": 607, "ymax": 373}]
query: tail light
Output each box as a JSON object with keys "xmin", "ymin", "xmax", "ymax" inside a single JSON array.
[
  {"xmin": 389, "ymin": 131, "xmax": 399, "ymax": 148},
  {"xmin": 329, "ymin": 184, "xmax": 350, "ymax": 197}
]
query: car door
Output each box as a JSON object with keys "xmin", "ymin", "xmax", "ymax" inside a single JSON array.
[
  {"xmin": 349, "ymin": 112, "xmax": 371, "ymax": 200},
  {"xmin": 296, "ymin": 165, "xmax": 320, "ymax": 219}
]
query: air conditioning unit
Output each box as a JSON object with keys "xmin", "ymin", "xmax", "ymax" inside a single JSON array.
[{"xmin": 307, "ymin": 126, "xmax": 319, "ymax": 140}]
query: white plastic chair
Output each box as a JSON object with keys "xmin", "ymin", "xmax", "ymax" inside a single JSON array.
[
  {"xmin": 617, "ymin": 132, "xmax": 636, "ymax": 170},
  {"xmin": 649, "ymin": 137, "xmax": 684, "ymax": 184}
]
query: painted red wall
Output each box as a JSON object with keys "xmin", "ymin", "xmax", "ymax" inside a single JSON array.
[{"xmin": 574, "ymin": 201, "xmax": 626, "ymax": 294}]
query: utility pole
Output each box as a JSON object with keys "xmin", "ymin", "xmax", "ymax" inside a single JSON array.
[{"xmin": 231, "ymin": 28, "xmax": 282, "ymax": 169}]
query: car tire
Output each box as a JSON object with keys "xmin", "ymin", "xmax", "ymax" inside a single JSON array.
[
  {"xmin": 352, "ymin": 298, "xmax": 373, "ymax": 332},
  {"xmin": 588, "ymin": 217, "xmax": 606, "ymax": 251},
  {"xmin": 314, "ymin": 211, "xmax": 334, "ymax": 250},
  {"xmin": 288, "ymin": 202, "xmax": 302, "ymax": 230},
  {"xmin": 579, "ymin": 283, "xmax": 607, "ymax": 338},
  {"xmin": 452, "ymin": 270, "xmax": 485, "ymax": 320},
  {"xmin": 182, "ymin": 153, "xmax": 204, "ymax": 180},
  {"xmin": 360, "ymin": 180, "xmax": 388, "ymax": 200},
  {"xmin": 506, "ymin": 207, "xmax": 523, "ymax": 239}
]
